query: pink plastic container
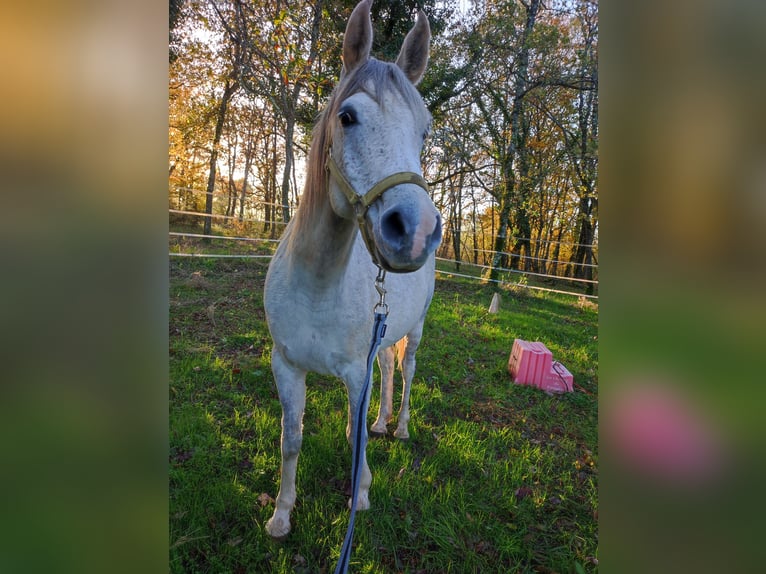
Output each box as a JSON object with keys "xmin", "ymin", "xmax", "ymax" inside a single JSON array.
[
  {"xmin": 508, "ymin": 339, "xmax": 573, "ymax": 393},
  {"xmin": 544, "ymin": 361, "xmax": 574, "ymax": 393},
  {"xmin": 508, "ymin": 339, "xmax": 552, "ymax": 385}
]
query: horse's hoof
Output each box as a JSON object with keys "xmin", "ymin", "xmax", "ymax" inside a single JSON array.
[
  {"xmin": 369, "ymin": 427, "xmax": 387, "ymax": 438},
  {"xmin": 265, "ymin": 516, "xmax": 291, "ymax": 541},
  {"xmin": 348, "ymin": 494, "xmax": 370, "ymax": 511},
  {"xmin": 393, "ymin": 428, "xmax": 410, "ymax": 440}
]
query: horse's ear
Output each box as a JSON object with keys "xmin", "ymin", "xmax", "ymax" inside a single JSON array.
[
  {"xmin": 342, "ymin": 0, "xmax": 373, "ymax": 78},
  {"xmin": 396, "ymin": 10, "xmax": 431, "ymax": 85}
]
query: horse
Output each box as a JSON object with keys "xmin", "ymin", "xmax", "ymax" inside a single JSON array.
[{"xmin": 263, "ymin": 0, "xmax": 441, "ymax": 540}]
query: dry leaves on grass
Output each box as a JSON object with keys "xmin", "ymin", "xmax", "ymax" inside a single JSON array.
[{"xmin": 257, "ymin": 492, "xmax": 275, "ymax": 507}]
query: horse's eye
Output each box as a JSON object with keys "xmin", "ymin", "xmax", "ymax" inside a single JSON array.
[{"xmin": 338, "ymin": 109, "xmax": 357, "ymax": 127}]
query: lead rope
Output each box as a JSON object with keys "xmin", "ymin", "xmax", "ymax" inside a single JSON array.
[{"xmin": 334, "ymin": 266, "xmax": 388, "ymax": 574}]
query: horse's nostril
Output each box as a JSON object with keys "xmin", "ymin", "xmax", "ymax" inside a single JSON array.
[
  {"xmin": 431, "ymin": 214, "xmax": 443, "ymax": 247},
  {"xmin": 381, "ymin": 209, "xmax": 409, "ymax": 246}
]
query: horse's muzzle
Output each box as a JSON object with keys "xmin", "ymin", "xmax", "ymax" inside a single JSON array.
[{"xmin": 372, "ymin": 203, "xmax": 442, "ymax": 272}]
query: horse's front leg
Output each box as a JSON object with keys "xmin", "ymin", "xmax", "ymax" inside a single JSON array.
[
  {"xmin": 370, "ymin": 346, "xmax": 395, "ymax": 436},
  {"xmin": 265, "ymin": 347, "xmax": 307, "ymax": 540},
  {"xmin": 345, "ymin": 376, "xmax": 373, "ymax": 511}
]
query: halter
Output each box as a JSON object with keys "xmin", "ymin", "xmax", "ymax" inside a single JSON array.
[{"xmin": 326, "ymin": 150, "xmax": 430, "ymax": 268}]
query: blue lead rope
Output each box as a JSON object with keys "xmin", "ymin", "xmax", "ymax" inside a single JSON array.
[{"xmin": 334, "ymin": 311, "xmax": 387, "ymax": 574}]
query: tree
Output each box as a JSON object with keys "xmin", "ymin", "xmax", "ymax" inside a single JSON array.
[
  {"xmin": 565, "ymin": 0, "xmax": 598, "ymax": 293},
  {"xmin": 210, "ymin": 0, "xmax": 328, "ymax": 223},
  {"xmin": 454, "ymin": 0, "xmax": 597, "ymax": 286},
  {"xmin": 483, "ymin": 0, "xmax": 542, "ymax": 281},
  {"xmin": 202, "ymin": 78, "xmax": 239, "ymax": 237},
  {"xmin": 169, "ymin": 0, "xmax": 243, "ymax": 237},
  {"xmin": 168, "ymin": 0, "xmax": 598, "ymax": 297}
]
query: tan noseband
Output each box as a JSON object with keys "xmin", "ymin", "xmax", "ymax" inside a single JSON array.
[{"xmin": 326, "ymin": 150, "xmax": 430, "ymax": 268}]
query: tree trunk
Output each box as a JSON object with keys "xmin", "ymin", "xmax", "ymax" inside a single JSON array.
[
  {"xmin": 263, "ymin": 117, "xmax": 277, "ymax": 235},
  {"xmin": 279, "ymin": 113, "xmax": 294, "ymax": 223},
  {"xmin": 490, "ymin": 193, "xmax": 512, "ymax": 274},
  {"xmin": 453, "ymin": 169, "xmax": 465, "ymax": 269},
  {"xmin": 278, "ymin": 0, "xmax": 324, "ymax": 225},
  {"xmin": 239, "ymin": 143, "xmax": 253, "ymax": 222},
  {"xmin": 471, "ymin": 187, "xmax": 479, "ymax": 266},
  {"xmin": 203, "ymin": 79, "xmax": 238, "ymax": 239},
  {"xmin": 225, "ymin": 142, "xmax": 237, "ymax": 218},
  {"xmin": 239, "ymin": 115, "xmax": 255, "ymax": 222},
  {"xmin": 551, "ymin": 225, "xmax": 564, "ymax": 277},
  {"xmin": 570, "ymin": 193, "xmax": 596, "ymax": 294},
  {"xmin": 546, "ymin": 182, "xmax": 564, "ymax": 276},
  {"xmin": 568, "ymin": 6, "xmax": 598, "ymax": 295},
  {"xmin": 269, "ymin": 120, "xmax": 278, "ymax": 238}
]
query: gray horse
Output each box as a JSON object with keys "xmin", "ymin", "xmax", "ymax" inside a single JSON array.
[{"xmin": 264, "ymin": 0, "xmax": 441, "ymax": 539}]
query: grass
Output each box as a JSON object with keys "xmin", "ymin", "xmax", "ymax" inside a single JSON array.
[{"xmin": 169, "ymin": 257, "xmax": 598, "ymax": 573}]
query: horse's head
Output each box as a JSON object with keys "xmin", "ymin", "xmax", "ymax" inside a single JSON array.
[{"xmin": 325, "ymin": 0, "xmax": 442, "ymax": 273}]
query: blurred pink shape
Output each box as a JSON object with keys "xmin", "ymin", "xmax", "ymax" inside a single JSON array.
[{"xmin": 608, "ymin": 384, "xmax": 724, "ymax": 484}]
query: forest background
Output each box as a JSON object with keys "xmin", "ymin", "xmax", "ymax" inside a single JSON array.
[{"xmin": 169, "ymin": 0, "xmax": 598, "ymax": 296}]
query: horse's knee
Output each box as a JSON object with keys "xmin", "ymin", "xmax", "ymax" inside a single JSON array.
[{"xmin": 281, "ymin": 430, "xmax": 303, "ymax": 457}]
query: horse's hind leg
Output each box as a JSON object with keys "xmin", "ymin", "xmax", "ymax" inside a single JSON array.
[
  {"xmin": 371, "ymin": 346, "xmax": 395, "ymax": 436},
  {"xmin": 265, "ymin": 347, "xmax": 307, "ymax": 540},
  {"xmin": 394, "ymin": 323, "xmax": 424, "ymax": 440}
]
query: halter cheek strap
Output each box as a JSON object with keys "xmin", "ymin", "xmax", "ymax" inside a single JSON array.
[{"xmin": 325, "ymin": 150, "xmax": 430, "ymax": 267}]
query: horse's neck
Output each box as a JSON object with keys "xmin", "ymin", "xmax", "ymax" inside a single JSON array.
[{"xmin": 286, "ymin": 194, "xmax": 358, "ymax": 285}]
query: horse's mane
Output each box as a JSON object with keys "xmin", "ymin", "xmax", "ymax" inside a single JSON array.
[{"xmin": 287, "ymin": 58, "xmax": 427, "ymax": 246}]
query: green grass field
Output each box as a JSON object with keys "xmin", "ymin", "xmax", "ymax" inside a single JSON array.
[{"xmin": 169, "ymin": 257, "xmax": 598, "ymax": 573}]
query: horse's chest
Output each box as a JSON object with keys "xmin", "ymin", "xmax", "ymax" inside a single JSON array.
[
  {"xmin": 267, "ymin": 290, "xmax": 371, "ymax": 376},
  {"xmin": 281, "ymin": 322, "xmax": 367, "ymax": 379}
]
